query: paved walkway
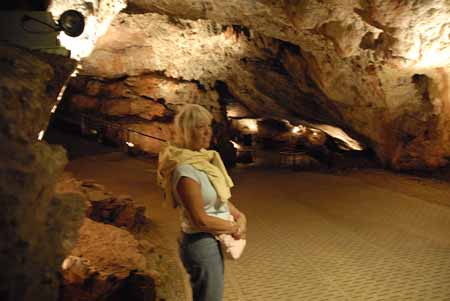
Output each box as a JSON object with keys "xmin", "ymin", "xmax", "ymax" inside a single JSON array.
[
  {"xmin": 67, "ymin": 154, "xmax": 450, "ymax": 300},
  {"xmin": 224, "ymin": 169, "xmax": 450, "ymax": 300}
]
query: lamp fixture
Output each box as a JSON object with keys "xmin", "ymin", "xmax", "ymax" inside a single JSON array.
[
  {"xmin": 58, "ymin": 10, "xmax": 85, "ymax": 37},
  {"xmin": 22, "ymin": 9, "xmax": 85, "ymax": 37}
]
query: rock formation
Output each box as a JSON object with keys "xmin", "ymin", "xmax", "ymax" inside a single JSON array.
[
  {"xmin": 56, "ymin": 174, "xmax": 184, "ymax": 301},
  {"xmin": 60, "ymin": 219, "xmax": 157, "ymax": 301},
  {"xmin": 0, "ymin": 46, "xmax": 81, "ymax": 301},
  {"xmin": 53, "ymin": 0, "xmax": 450, "ymax": 170}
]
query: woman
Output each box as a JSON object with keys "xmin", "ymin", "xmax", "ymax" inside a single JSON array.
[{"xmin": 157, "ymin": 104, "xmax": 247, "ymax": 301}]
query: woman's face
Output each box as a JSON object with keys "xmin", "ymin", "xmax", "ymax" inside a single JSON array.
[{"xmin": 190, "ymin": 120, "xmax": 212, "ymax": 151}]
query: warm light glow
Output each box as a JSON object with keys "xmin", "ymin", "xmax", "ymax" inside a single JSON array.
[
  {"xmin": 237, "ymin": 119, "xmax": 258, "ymax": 133},
  {"xmin": 413, "ymin": 46, "xmax": 449, "ymax": 69},
  {"xmin": 407, "ymin": 17, "xmax": 450, "ymax": 69},
  {"xmin": 38, "ymin": 130, "xmax": 45, "ymax": 140},
  {"xmin": 52, "ymin": 63, "xmax": 82, "ymax": 114},
  {"xmin": 313, "ymin": 124, "xmax": 363, "ymax": 151},
  {"xmin": 292, "ymin": 125, "xmax": 306, "ymax": 134},
  {"xmin": 227, "ymin": 108, "xmax": 239, "ymax": 118},
  {"xmin": 62, "ymin": 257, "xmax": 71, "ymax": 270},
  {"xmin": 126, "ymin": 141, "xmax": 135, "ymax": 147},
  {"xmin": 56, "ymin": 84, "xmax": 67, "ymax": 101},
  {"xmin": 230, "ymin": 140, "xmax": 241, "ymax": 150},
  {"xmin": 56, "ymin": 15, "xmax": 101, "ymax": 59},
  {"xmin": 53, "ymin": 0, "xmax": 126, "ymax": 60}
]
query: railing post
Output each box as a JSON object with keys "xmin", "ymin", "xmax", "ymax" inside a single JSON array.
[
  {"xmin": 80, "ymin": 114, "xmax": 87, "ymax": 135},
  {"xmin": 120, "ymin": 128, "xmax": 128, "ymax": 154}
]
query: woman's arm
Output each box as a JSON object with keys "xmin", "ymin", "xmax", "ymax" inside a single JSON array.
[
  {"xmin": 177, "ymin": 177, "xmax": 240, "ymax": 235},
  {"xmin": 228, "ymin": 201, "xmax": 247, "ymax": 239}
]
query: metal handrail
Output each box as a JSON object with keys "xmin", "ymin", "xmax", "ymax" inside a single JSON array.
[
  {"xmin": 80, "ymin": 113, "xmax": 167, "ymax": 142},
  {"xmin": 53, "ymin": 112, "xmax": 167, "ymax": 143}
]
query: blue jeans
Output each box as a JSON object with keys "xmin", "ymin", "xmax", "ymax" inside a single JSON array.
[{"xmin": 179, "ymin": 232, "xmax": 224, "ymax": 301}]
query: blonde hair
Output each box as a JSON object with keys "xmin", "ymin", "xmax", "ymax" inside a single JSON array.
[{"xmin": 174, "ymin": 104, "xmax": 213, "ymax": 149}]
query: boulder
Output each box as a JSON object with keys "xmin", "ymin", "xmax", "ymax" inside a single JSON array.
[{"xmin": 59, "ymin": 219, "xmax": 158, "ymax": 301}]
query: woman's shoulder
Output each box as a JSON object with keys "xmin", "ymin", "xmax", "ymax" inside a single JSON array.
[
  {"xmin": 173, "ymin": 163, "xmax": 202, "ymax": 182},
  {"xmin": 175, "ymin": 163, "xmax": 197, "ymax": 173}
]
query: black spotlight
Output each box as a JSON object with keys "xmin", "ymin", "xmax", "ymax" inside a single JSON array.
[
  {"xmin": 58, "ymin": 10, "xmax": 85, "ymax": 37},
  {"xmin": 20, "ymin": 9, "xmax": 85, "ymax": 37}
]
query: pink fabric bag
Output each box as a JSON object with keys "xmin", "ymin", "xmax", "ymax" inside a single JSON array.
[
  {"xmin": 217, "ymin": 215, "xmax": 246, "ymax": 259},
  {"xmin": 217, "ymin": 234, "xmax": 246, "ymax": 260}
]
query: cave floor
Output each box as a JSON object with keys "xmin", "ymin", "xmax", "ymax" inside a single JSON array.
[{"xmin": 66, "ymin": 152, "xmax": 450, "ymax": 301}]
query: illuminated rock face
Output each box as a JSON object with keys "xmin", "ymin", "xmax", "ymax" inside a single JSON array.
[
  {"xmin": 0, "ymin": 46, "xmax": 82, "ymax": 301},
  {"xmin": 67, "ymin": 72, "xmax": 222, "ymax": 153},
  {"xmin": 57, "ymin": 177, "xmax": 184, "ymax": 301},
  {"xmin": 60, "ymin": 219, "xmax": 156, "ymax": 301},
  {"xmin": 73, "ymin": 0, "xmax": 449, "ymax": 170}
]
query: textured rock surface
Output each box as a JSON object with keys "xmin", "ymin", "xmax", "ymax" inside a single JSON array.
[
  {"xmin": 60, "ymin": 219, "xmax": 158, "ymax": 301},
  {"xmin": 82, "ymin": 181, "xmax": 148, "ymax": 230},
  {"xmin": 80, "ymin": 13, "xmax": 301, "ymax": 120},
  {"xmin": 62, "ymin": 0, "xmax": 450, "ymax": 170},
  {"xmin": 56, "ymin": 175, "xmax": 149, "ymax": 230},
  {"xmin": 57, "ymin": 176, "xmax": 186, "ymax": 301},
  {"xmin": 0, "ymin": 46, "xmax": 82, "ymax": 301},
  {"xmin": 66, "ymin": 70, "xmax": 226, "ymax": 153}
]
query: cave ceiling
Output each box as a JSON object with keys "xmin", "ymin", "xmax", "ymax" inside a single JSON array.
[{"xmin": 50, "ymin": 0, "xmax": 450, "ymax": 169}]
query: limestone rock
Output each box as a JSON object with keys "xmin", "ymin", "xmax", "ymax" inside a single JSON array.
[
  {"xmin": 0, "ymin": 46, "xmax": 81, "ymax": 301},
  {"xmin": 70, "ymin": 94, "xmax": 100, "ymax": 111},
  {"xmin": 125, "ymin": 74, "xmax": 220, "ymax": 109},
  {"xmin": 55, "ymin": 176, "xmax": 182, "ymax": 300},
  {"xmin": 84, "ymin": 188, "xmax": 113, "ymax": 203},
  {"xmin": 69, "ymin": 73, "xmax": 221, "ymax": 116},
  {"xmin": 57, "ymin": 176, "xmax": 149, "ymax": 230},
  {"xmin": 69, "ymin": 218, "xmax": 149, "ymax": 274},
  {"xmin": 64, "ymin": 1, "xmax": 450, "ymax": 169},
  {"xmin": 0, "ymin": 46, "xmax": 75, "ymax": 141},
  {"xmin": 60, "ymin": 219, "xmax": 157, "ymax": 301},
  {"xmin": 99, "ymin": 97, "xmax": 167, "ymax": 120},
  {"xmin": 66, "ymin": 70, "xmax": 225, "ymax": 154},
  {"xmin": 85, "ymin": 192, "xmax": 148, "ymax": 230},
  {"xmin": 97, "ymin": 120, "xmax": 172, "ymax": 153},
  {"xmin": 130, "ymin": 2, "xmax": 449, "ymax": 169}
]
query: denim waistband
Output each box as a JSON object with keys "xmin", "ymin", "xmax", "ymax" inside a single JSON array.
[{"xmin": 180, "ymin": 231, "xmax": 215, "ymax": 242}]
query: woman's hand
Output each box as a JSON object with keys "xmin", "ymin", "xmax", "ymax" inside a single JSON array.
[
  {"xmin": 234, "ymin": 214, "xmax": 247, "ymax": 239},
  {"xmin": 228, "ymin": 201, "xmax": 247, "ymax": 240},
  {"xmin": 230, "ymin": 220, "xmax": 241, "ymax": 239},
  {"xmin": 231, "ymin": 214, "xmax": 246, "ymax": 240}
]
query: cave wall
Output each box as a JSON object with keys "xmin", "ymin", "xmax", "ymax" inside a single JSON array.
[
  {"xmin": 66, "ymin": 13, "xmax": 338, "ymax": 154},
  {"xmin": 60, "ymin": 0, "xmax": 450, "ymax": 170},
  {"xmin": 0, "ymin": 46, "xmax": 85, "ymax": 301},
  {"xmin": 66, "ymin": 71, "xmax": 222, "ymax": 152}
]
